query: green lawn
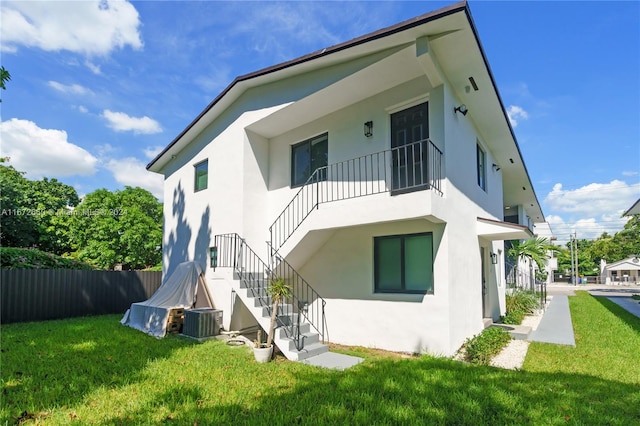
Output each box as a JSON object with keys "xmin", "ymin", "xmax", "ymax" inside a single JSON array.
[{"xmin": 2, "ymin": 291, "xmax": 639, "ymax": 425}]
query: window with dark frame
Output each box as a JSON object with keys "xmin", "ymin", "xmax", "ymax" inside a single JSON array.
[
  {"xmin": 374, "ymin": 232, "xmax": 434, "ymax": 294},
  {"xmin": 477, "ymin": 144, "xmax": 486, "ymax": 191},
  {"xmin": 291, "ymin": 133, "xmax": 328, "ymax": 187},
  {"xmin": 194, "ymin": 160, "xmax": 208, "ymax": 192}
]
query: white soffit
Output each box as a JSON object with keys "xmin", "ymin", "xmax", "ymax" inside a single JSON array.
[{"xmin": 477, "ymin": 217, "xmax": 533, "ymax": 241}]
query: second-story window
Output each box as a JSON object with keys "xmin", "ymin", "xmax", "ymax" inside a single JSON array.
[
  {"xmin": 477, "ymin": 144, "xmax": 486, "ymax": 191},
  {"xmin": 194, "ymin": 160, "xmax": 208, "ymax": 192},
  {"xmin": 291, "ymin": 133, "xmax": 328, "ymax": 187}
]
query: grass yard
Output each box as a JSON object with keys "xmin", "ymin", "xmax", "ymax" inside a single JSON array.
[{"xmin": 2, "ymin": 291, "xmax": 639, "ymax": 425}]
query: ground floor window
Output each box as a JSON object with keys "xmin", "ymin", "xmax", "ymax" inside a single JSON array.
[{"xmin": 374, "ymin": 232, "xmax": 434, "ymax": 294}]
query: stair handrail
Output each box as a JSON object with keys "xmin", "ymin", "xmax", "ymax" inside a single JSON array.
[
  {"xmin": 268, "ymin": 241, "xmax": 327, "ymax": 343},
  {"xmin": 214, "ymin": 233, "xmax": 272, "ymax": 310},
  {"xmin": 269, "ymin": 138, "xmax": 443, "ymax": 254},
  {"xmin": 214, "ymin": 233, "xmax": 326, "ymax": 345}
]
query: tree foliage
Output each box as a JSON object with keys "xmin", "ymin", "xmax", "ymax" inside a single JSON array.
[
  {"xmin": 0, "ymin": 158, "xmax": 80, "ymax": 253},
  {"xmin": 69, "ymin": 186, "xmax": 162, "ymax": 270},
  {"xmin": 1, "ymin": 159, "xmax": 163, "ymax": 270},
  {"xmin": 0, "ymin": 66, "xmax": 10, "ymax": 102},
  {"xmin": 0, "ymin": 247, "xmax": 92, "ymax": 270},
  {"xmin": 506, "ymin": 237, "xmax": 553, "ymax": 270},
  {"xmin": 556, "ymin": 216, "xmax": 640, "ymax": 275}
]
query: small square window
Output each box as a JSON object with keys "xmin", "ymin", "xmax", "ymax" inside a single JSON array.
[
  {"xmin": 291, "ymin": 133, "xmax": 328, "ymax": 187},
  {"xmin": 194, "ymin": 160, "xmax": 208, "ymax": 192},
  {"xmin": 374, "ymin": 232, "xmax": 434, "ymax": 294}
]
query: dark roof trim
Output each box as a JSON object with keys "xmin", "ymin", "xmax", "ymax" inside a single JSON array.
[
  {"xmin": 623, "ymin": 198, "xmax": 640, "ymax": 216},
  {"xmin": 463, "ymin": 6, "xmax": 545, "ymax": 222},
  {"xmin": 146, "ymin": 1, "xmax": 468, "ymax": 170}
]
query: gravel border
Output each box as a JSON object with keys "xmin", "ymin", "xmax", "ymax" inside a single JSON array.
[{"xmin": 489, "ymin": 297, "xmax": 550, "ymax": 370}]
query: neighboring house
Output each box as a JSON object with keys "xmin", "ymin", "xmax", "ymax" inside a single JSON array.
[
  {"xmin": 601, "ymin": 257, "xmax": 640, "ymax": 285},
  {"xmin": 624, "ymin": 199, "xmax": 640, "ymax": 216},
  {"xmin": 147, "ymin": 1, "xmax": 546, "ymax": 359}
]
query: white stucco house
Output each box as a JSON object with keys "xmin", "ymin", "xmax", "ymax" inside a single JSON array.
[
  {"xmin": 600, "ymin": 257, "xmax": 640, "ymax": 285},
  {"xmin": 147, "ymin": 1, "xmax": 547, "ymax": 360}
]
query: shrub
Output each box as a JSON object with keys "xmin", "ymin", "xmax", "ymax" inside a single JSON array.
[
  {"xmin": 463, "ymin": 327, "xmax": 511, "ymax": 365},
  {"xmin": 0, "ymin": 247, "xmax": 93, "ymax": 270},
  {"xmin": 502, "ymin": 290, "xmax": 539, "ymax": 325},
  {"xmin": 502, "ymin": 310, "xmax": 525, "ymax": 325}
]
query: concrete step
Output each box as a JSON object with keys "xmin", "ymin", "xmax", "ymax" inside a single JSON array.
[
  {"xmin": 483, "ymin": 318, "xmax": 493, "ymax": 329},
  {"xmin": 301, "ymin": 351, "xmax": 364, "ymax": 370},
  {"xmin": 280, "ymin": 331, "xmax": 320, "ymax": 351},
  {"xmin": 491, "ymin": 323, "xmax": 531, "ymax": 340},
  {"xmin": 288, "ymin": 341, "xmax": 329, "ymax": 361},
  {"xmin": 277, "ymin": 322, "xmax": 310, "ymax": 338},
  {"xmin": 260, "ymin": 303, "xmax": 293, "ymax": 318}
]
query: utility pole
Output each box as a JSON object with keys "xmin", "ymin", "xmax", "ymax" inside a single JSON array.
[
  {"xmin": 575, "ymin": 232, "xmax": 579, "ymax": 285},
  {"xmin": 570, "ymin": 233, "xmax": 575, "ymax": 286}
]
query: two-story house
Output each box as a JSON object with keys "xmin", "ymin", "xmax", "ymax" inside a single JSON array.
[{"xmin": 147, "ymin": 1, "xmax": 546, "ymax": 360}]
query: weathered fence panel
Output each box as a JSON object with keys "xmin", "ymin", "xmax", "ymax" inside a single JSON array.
[{"xmin": 1, "ymin": 269, "xmax": 162, "ymax": 324}]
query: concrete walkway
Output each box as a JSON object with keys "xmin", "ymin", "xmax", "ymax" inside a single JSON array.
[
  {"xmin": 604, "ymin": 296, "xmax": 640, "ymax": 319},
  {"xmin": 528, "ymin": 295, "xmax": 576, "ymax": 346},
  {"xmin": 301, "ymin": 351, "xmax": 364, "ymax": 370}
]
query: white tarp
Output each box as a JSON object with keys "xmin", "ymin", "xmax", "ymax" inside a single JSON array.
[{"xmin": 121, "ymin": 261, "xmax": 207, "ymax": 338}]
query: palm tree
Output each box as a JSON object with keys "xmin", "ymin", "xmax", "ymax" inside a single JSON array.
[
  {"xmin": 507, "ymin": 237, "xmax": 555, "ymax": 289},
  {"xmin": 265, "ymin": 278, "xmax": 292, "ymax": 348}
]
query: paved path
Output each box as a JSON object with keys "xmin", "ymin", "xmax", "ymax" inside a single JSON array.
[
  {"xmin": 302, "ymin": 351, "xmax": 364, "ymax": 370},
  {"xmin": 603, "ymin": 296, "xmax": 640, "ymax": 319},
  {"xmin": 528, "ymin": 295, "xmax": 575, "ymax": 346}
]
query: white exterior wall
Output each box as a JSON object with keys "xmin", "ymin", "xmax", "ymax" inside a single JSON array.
[{"xmin": 160, "ymin": 49, "xmax": 510, "ymax": 352}]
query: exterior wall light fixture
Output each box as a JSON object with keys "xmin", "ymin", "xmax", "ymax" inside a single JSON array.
[
  {"xmin": 454, "ymin": 104, "xmax": 468, "ymax": 116},
  {"xmin": 490, "ymin": 252, "xmax": 498, "ymax": 264},
  {"xmin": 492, "ymin": 163, "xmax": 500, "ymax": 172},
  {"xmin": 364, "ymin": 121, "xmax": 373, "ymax": 137}
]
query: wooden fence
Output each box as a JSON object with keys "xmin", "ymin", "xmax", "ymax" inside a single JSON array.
[{"xmin": 1, "ymin": 269, "xmax": 162, "ymax": 324}]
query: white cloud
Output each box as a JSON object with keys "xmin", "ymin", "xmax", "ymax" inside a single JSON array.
[
  {"xmin": 48, "ymin": 81, "xmax": 93, "ymax": 95},
  {"xmin": 544, "ymin": 181, "xmax": 638, "ymax": 243},
  {"xmin": 102, "ymin": 110, "xmax": 162, "ymax": 134},
  {"xmin": 0, "ymin": 0, "xmax": 142, "ymax": 56},
  {"xmin": 104, "ymin": 157, "xmax": 164, "ymax": 200},
  {"xmin": 77, "ymin": 105, "xmax": 89, "ymax": 113},
  {"xmin": 0, "ymin": 118, "xmax": 97, "ymax": 178},
  {"xmin": 143, "ymin": 146, "xmax": 164, "ymax": 160},
  {"xmin": 545, "ymin": 214, "xmax": 628, "ymax": 244},
  {"xmin": 506, "ymin": 105, "xmax": 529, "ymax": 127},
  {"xmin": 622, "ymin": 170, "xmax": 639, "ymax": 177},
  {"xmin": 85, "ymin": 60, "xmax": 102, "ymax": 75},
  {"xmin": 545, "ymin": 180, "xmax": 638, "ymax": 217}
]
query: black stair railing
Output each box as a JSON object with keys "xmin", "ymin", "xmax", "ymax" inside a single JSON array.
[
  {"xmin": 268, "ymin": 242, "xmax": 327, "ymax": 343},
  {"xmin": 213, "ymin": 233, "xmax": 326, "ymax": 345},
  {"xmin": 269, "ymin": 138, "xmax": 443, "ymax": 253}
]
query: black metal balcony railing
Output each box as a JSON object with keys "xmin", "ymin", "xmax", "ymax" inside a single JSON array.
[
  {"xmin": 213, "ymin": 233, "xmax": 326, "ymax": 346},
  {"xmin": 270, "ymin": 138, "xmax": 443, "ymax": 254}
]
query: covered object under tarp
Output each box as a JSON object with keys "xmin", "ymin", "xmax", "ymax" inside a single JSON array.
[{"xmin": 121, "ymin": 261, "xmax": 213, "ymax": 337}]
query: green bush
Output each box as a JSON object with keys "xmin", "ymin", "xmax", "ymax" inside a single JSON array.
[
  {"xmin": 502, "ymin": 290, "xmax": 539, "ymax": 325},
  {"xmin": 502, "ymin": 310, "xmax": 525, "ymax": 325},
  {"xmin": 0, "ymin": 247, "xmax": 93, "ymax": 270},
  {"xmin": 463, "ymin": 326, "xmax": 511, "ymax": 365}
]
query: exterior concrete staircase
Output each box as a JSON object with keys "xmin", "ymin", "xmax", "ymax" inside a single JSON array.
[
  {"xmin": 236, "ymin": 273, "xmax": 328, "ymax": 361},
  {"xmin": 212, "ymin": 234, "xmax": 329, "ymax": 361}
]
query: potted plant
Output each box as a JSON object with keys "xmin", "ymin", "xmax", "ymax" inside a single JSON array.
[
  {"xmin": 252, "ymin": 330, "xmax": 272, "ymax": 363},
  {"xmin": 252, "ymin": 277, "xmax": 291, "ymax": 363}
]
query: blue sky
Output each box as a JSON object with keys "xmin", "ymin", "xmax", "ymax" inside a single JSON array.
[{"xmin": 1, "ymin": 0, "xmax": 639, "ymax": 244}]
